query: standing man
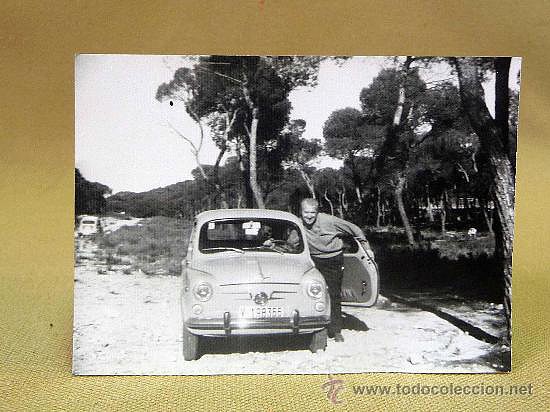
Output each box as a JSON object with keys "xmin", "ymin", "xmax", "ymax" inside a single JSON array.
[{"xmin": 299, "ymin": 198, "xmax": 374, "ymax": 342}]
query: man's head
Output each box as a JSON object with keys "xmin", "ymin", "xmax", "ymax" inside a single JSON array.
[{"xmin": 300, "ymin": 198, "xmax": 319, "ymax": 227}]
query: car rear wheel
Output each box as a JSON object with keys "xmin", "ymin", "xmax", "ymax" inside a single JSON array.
[
  {"xmin": 309, "ymin": 328, "xmax": 327, "ymax": 353},
  {"xmin": 182, "ymin": 325, "xmax": 200, "ymax": 361}
]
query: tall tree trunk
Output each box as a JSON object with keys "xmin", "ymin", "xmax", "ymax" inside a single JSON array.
[
  {"xmin": 248, "ymin": 108, "xmax": 265, "ymax": 208},
  {"xmin": 242, "ymin": 76, "xmax": 265, "ymax": 209},
  {"xmin": 192, "ymin": 153, "xmax": 227, "ymax": 208},
  {"xmin": 455, "ymin": 57, "xmax": 515, "ymax": 344},
  {"xmin": 347, "ymin": 155, "xmax": 363, "ymax": 204},
  {"xmin": 390, "ymin": 56, "xmax": 415, "ymax": 247},
  {"xmin": 324, "ymin": 189, "xmax": 334, "ymax": 215},
  {"xmin": 217, "ymin": 190, "xmax": 228, "ymax": 209},
  {"xmin": 385, "ymin": 200, "xmax": 391, "ymax": 225},
  {"xmin": 237, "ymin": 145, "xmax": 253, "ymax": 208},
  {"xmin": 376, "ymin": 185, "xmax": 382, "ymax": 228},
  {"xmin": 393, "ymin": 69, "xmax": 407, "ymax": 125},
  {"xmin": 340, "ymin": 188, "xmax": 348, "ymax": 215},
  {"xmin": 440, "ymin": 190, "xmax": 447, "ymax": 235},
  {"xmin": 213, "ymin": 145, "xmax": 229, "ymax": 209},
  {"xmin": 212, "ymin": 108, "xmax": 241, "ymax": 208},
  {"xmin": 426, "ymin": 185, "xmax": 434, "ymax": 223},
  {"xmin": 336, "ymin": 189, "xmax": 344, "ymax": 218},
  {"xmin": 355, "ymin": 186, "xmax": 362, "ymax": 204},
  {"xmin": 495, "ymin": 57, "xmax": 511, "ymax": 157},
  {"xmin": 300, "ymin": 170, "xmax": 316, "ymax": 199},
  {"xmin": 395, "ymin": 174, "xmax": 415, "ymax": 247},
  {"xmin": 373, "ymin": 56, "xmax": 414, "ymax": 235},
  {"xmin": 481, "ymin": 200, "xmax": 494, "ymax": 235}
]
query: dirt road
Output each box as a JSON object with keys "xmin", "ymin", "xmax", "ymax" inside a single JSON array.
[{"xmin": 73, "ymin": 226, "xmax": 506, "ymax": 375}]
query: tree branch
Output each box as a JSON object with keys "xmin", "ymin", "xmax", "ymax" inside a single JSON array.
[
  {"xmin": 455, "ymin": 162, "xmax": 470, "ymax": 183},
  {"xmin": 471, "ymin": 152, "xmax": 478, "ymax": 173},
  {"xmin": 195, "ymin": 67, "xmax": 243, "ymax": 85},
  {"xmin": 166, "ymin": 120, "xmax": 200, "ymax": 155}
]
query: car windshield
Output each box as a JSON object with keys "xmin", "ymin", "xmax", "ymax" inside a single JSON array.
[{"xmin": 199, "ymin": 218, "xmax": 304, "ymax": 254}]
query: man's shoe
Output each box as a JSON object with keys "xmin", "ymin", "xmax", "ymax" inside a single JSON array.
[{"xmin": 334, "ymin": 332, "xmax": 344, "ymax": 342}]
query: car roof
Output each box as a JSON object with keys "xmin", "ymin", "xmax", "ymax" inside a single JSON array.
[
  {"xmin": 195, "ymin": 208, "xmax": 302, "ymax": 226},
  {"xmin": 79, "ymin": 215, "xmax": 98, "ymax": 221}
]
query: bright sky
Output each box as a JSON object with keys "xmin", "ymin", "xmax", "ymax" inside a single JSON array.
[{"xmin": 75, "ymin": 55, "xmax": 520, "ymax": 194}]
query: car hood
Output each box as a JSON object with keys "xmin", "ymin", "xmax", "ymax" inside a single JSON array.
[{"xmin": 192, "ymin": 254, "xmax": 314, "ymax": 284}]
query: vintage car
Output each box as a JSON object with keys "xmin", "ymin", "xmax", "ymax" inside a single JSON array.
[
  {"xmin": 76, "ymin": 215, "xmax": 102, "ymax": 237},
  {"xmin": 180, "ymin": 208, "xmax": 378, "ymax": 360}
]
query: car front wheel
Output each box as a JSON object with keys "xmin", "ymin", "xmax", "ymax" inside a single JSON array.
[
  {"xmin": 182, "ymin": 325, "xmax": 200, "ymax": 361},
  {"xmin": 309, "ymin": 328, "xmax": 327, "ymax": 353}
]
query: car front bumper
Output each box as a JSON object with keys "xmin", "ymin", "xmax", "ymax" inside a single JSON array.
[{"xmin": 186, "ymin": 310, "xmax": 330, "ymax": 336}]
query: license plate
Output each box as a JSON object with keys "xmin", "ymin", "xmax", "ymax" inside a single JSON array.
[{"xmin": 239, "ymin": 306, "xmax": 284, "ymax": 319}]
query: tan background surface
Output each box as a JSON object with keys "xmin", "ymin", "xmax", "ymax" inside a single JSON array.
[{"xmin": 1, "ymin": 0, "xmax": 549, "ymax": 410}]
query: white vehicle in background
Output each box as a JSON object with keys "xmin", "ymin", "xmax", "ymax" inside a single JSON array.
[{"xmin": 76, "ymin": 215, "xmax": 102, "ymax": 237}]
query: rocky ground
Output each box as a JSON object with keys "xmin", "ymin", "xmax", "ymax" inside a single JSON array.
[{"xmin": 73, "ymin": 218, "xmax": 509, "ymax": 375}]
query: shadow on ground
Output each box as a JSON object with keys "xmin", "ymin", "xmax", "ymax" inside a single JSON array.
[
  {"xmin": 200, "ymin": 334, "xmax": 312, "ymax": 356},
  {"xmin": 442, "ymin": 345, "xmax": 511, "ymax": 372},
  {"xmin": 342, "ymin": 313, "xmax": 369, "ymax": 331},
  {"xmin": 369, "ymin": 231, "xmax": 503, "ymax": 303}
]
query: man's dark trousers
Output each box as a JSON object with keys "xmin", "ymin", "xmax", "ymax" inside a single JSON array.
[{"xmin": 311, "ymin": 253, "xmax": 344, "ymax": 336}]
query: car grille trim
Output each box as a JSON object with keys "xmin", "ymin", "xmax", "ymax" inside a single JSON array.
[
  {"xmin": 218, "ymin": 282, "xmax": 300, "ymax": 286},
  {"xmin": 186, "ymin": 314, "xmax": 330, "ymax": 332},
  {"xmin": 220, "ymin": 290, "xmax": 298, "ymax": 302},
  {"xmin": 220, "ymin": 290, "xmax": 297, "ymax": 295}
]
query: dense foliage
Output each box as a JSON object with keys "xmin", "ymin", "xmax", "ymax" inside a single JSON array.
[
  {"xmin": 75, "ymin": 169, "xmax": 111, "ymax": 216},
  {"xmin": 100, "ymin": 58, "xmax": 518, "ymax": 241}
]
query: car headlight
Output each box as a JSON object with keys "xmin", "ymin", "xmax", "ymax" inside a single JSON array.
[
  {"xmin": 193, "ymin": 282, "xmax": 213, "ymax": 301},
  {"xmin": 307, "ymin": 281, "xmax": 324, "ymax": 299}
]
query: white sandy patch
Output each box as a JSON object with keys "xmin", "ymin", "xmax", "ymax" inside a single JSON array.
[{"xmin": 100, "ymin": 217, "xmax": 142, "ymax": 233}]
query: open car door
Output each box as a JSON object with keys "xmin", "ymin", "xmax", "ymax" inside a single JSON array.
[{"xmin": 341, "ymin": 235, "xmax": 379, "ymax": 306}]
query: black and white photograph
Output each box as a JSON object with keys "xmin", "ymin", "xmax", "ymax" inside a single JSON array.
[{"xmin": 73, "ymin": 55, "xmax": 520, "ymax": 375}]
